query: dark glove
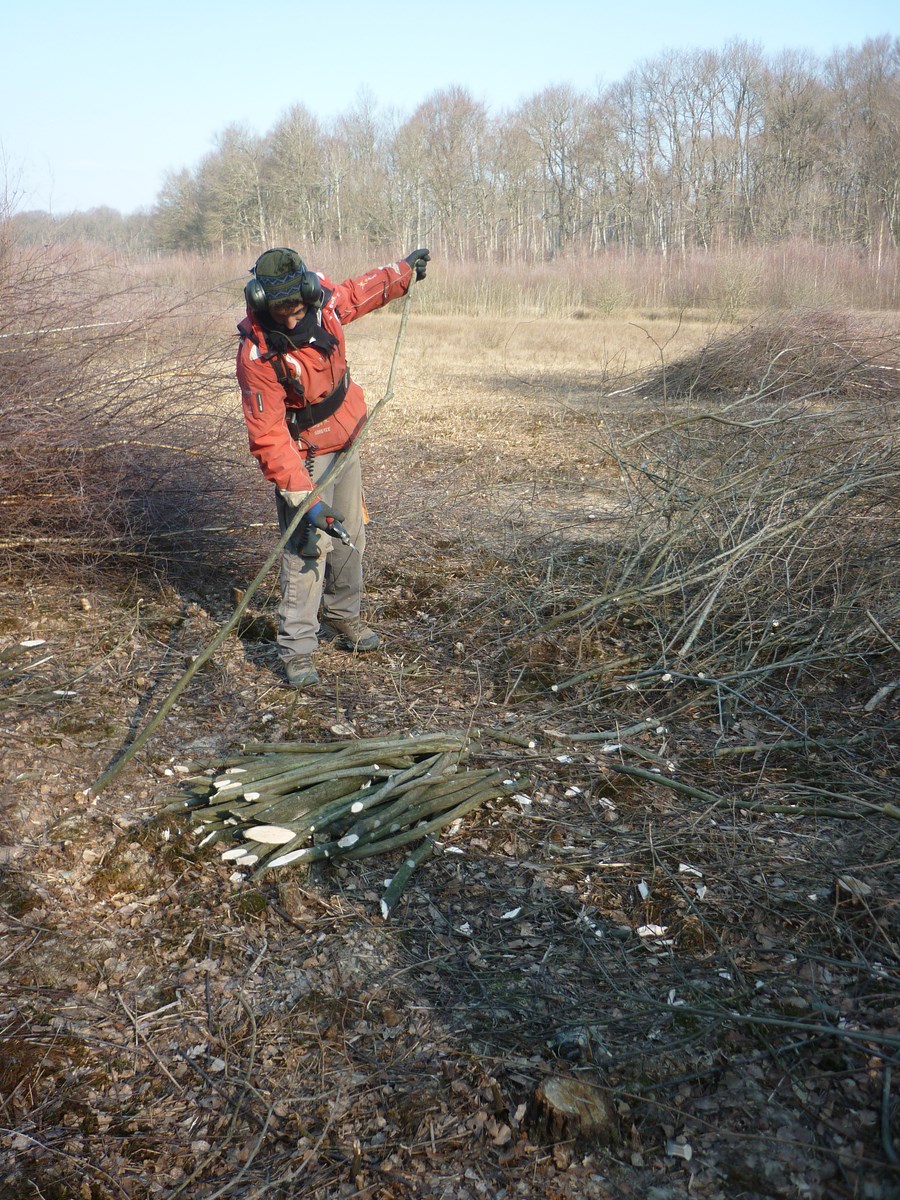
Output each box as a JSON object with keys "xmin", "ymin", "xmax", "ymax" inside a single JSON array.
[
  {"xmin": 404, "ymin": 248, "xmax": 430, "ymax": 282},
  {"xmin": 289, "ymin": 500, "xmax": 347, "ymax": 558},
  {"xmin": 307, "ymin": 499, "xmax": 343, "ymax": 530},
  {"xmin": 295, "ymin": 517, "xmax": 320, "ymax": 558},
  {"xmin": 308, "ymin": 501, "xmax": 353, "ymax": 547}
]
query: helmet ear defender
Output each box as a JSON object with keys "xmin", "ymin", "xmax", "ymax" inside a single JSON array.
[
  {"xmin": 298, "ymin": 272, "xmax": 325, "ymax": 309},
  {"xmin": 244, "ymin": 277, "xmax": 269, "ymax": 313},
  {"xmin": 245, "ymin": 248, "xmax": 325, "ymax": 314}
]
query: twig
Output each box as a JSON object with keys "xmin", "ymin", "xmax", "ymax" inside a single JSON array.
[
  {"xmin": 644, "ymin": 1002, "xmax": 900, "ymax": 1050},
  {"xmin": 865, "ymin": 681, "xmax": 900, "ymax": 713},
  {"xmin": 713, "ymin": 734, "xmax": 869, "ymax": 757},
  {"xmin": 867, "ymin": 609, "xmax": 900, "ymax": 656},
  {"xmin": 241, "ymin": 1089, "xmax": 343, "ymax": 1199},
  {"xmin": 192, "ymin": 1103, "xmax": 277, "ymax": 1200},
  {"xmin": 547, "ymin": 720, "xmax": 661, "ymax": 743},
  {"xmin": 883, "ymin": 1064, "xmax": 899, "ymax": 1166},
  {"xmin": 479, "ymin": 727, "xmax": 539, "ymax": 749},
  {"xmin": 114, "ymin": 991, "xmax": 186, "ymax": 1094},
  {"xmin": 604, "ymin": 761, "xmax": 726, "ymax": 806},
  {"xmin": 0, "ymin": 1128, "xmax": 131, "ymax": 1198}
]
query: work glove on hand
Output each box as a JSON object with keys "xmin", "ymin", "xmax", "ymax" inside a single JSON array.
[
  {"xmin": 304, "ymin": 500, "xmax": 353, "ymax": 553},
  {"xmin": 404, "ymin": 248, "xmax": 430, "ymax": 282},
  {"xmin": 277, "ymin": 489, "xmax": 316, "ymax": 557},
  {"xmin": 307, "ymin": 500, "xmax": 346, "ymax": 533},
  {"xmin": 279, "ymin": 493, "xmax": 352, "ymax": 556}
]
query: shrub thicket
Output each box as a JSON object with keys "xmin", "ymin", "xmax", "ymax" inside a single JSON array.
[{"xmin": 0, "ymin": 228, "xmax": 267, "ymax": 583}]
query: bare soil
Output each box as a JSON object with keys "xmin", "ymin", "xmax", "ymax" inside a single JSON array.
[{"xmin": 1, "ymin": 311, "xmax": 898, "ymax": 1200}]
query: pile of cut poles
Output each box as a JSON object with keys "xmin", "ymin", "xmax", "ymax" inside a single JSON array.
[{"xmin": 164, "ymin": 732, "xmax": 509, "ymax": 914}]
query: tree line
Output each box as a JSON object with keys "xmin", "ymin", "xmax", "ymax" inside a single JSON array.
[{"xmin": 12, "ymin": 37, "xmax": 899, "ymax": 262}]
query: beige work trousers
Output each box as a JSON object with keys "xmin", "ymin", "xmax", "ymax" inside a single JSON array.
[{"xmin": 274, "ymin": 448, "xmax": 365, "ymax": 661}]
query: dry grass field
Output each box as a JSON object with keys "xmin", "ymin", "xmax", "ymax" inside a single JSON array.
[{"xmin": 1, "ymin": 272, "xmax": 898, "ymax": 1200}]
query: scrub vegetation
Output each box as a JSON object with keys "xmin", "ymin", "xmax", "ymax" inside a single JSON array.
[{"xmin": 0, "ymin": 223, "xmax": 898, "ymax": 1200}]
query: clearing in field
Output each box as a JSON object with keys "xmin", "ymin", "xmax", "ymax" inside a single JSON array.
[{"xmin": 1, "ymin": 264, "xmax": 898, "ymax": 1200}]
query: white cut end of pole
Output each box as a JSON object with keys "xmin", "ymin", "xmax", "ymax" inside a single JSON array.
[
  {"xmin": 380, "ymin": 899, "xmax": 390, "ymax": 919},
  {"xmin": 221, "ymin": 846, "xmax": 247, "ymax": 860},
  {"xmin": 244, "ymin": 792, "xmax": 261, "ymax": 801},
  {"xmin": 351, "ymin": 802, "xmax": 364, "ymax": 813},
  {"xmin": 268, "ymin": 847, "xmax": 310, "ymax": 868},
  {"xmin": 244, "ymin": 825, "xmax": 297, "ymax": 845},
  {"xmin": 338, "ymin": 834, "xmax": 359, "ymax": 848}
]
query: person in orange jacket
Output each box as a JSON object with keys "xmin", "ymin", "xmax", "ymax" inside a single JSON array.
[{"xmin": 236, "ymin": 246, "xmax": 430, "ymax": 689}]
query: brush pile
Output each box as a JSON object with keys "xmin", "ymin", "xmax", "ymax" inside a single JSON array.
[
  {"xmin": 639, "ymin": 309, "xmax": 900, "ymax": 403},
  {"xmin": 165, "ymin": 732, "xmax": 510, "ymax": 911}
]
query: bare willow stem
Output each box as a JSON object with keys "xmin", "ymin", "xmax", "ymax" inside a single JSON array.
[
  {"xmin": 89, "ymin": 285, "xmax": 416, "ymax": 796},
  {"xmin": 645, "ymin": 1001, "xmax": 900, "ymax": 1051},
  {"xmin": 380, "ymin": 836, "xmax": 436, "ymax": 917},
  {"xmin": 883, "ymin": 1065, "xmax": 899, "ymax": 1166},
  {"xmin": 605, "ymin": 761, "xmax": 726, "ymax": 806}
]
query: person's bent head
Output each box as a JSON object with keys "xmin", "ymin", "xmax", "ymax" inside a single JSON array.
[{"xmin": 244, "ymin": 248, "xmax": 324, "ymax": 328}]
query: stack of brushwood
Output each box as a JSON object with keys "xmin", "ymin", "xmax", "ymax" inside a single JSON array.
[{"xmin": 165, "ymin": 732, "xmax": 509, "ymax": 914}]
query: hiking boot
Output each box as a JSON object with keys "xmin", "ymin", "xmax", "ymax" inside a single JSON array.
[
  {"xmin": 319, "ymin": 617, "xmax": 380, "ymax": 653},
  {"xmin": 284, "ymin": 654, "xmax": 320, "ymax": 689}
]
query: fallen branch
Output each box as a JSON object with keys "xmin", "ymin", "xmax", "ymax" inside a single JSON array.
[
  {"xmin": 645, "ymin": 1001, "xmax": 900, "ymax": 1051},
  {"xmin": 380, "ymin": 836, "xmax": 436, "ymax": 917},
  {"xmin": 604, "ymin": 761, "xmax": 726, "ymax": 806}
]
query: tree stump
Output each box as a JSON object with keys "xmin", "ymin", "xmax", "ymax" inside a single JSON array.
[{"xmin": 529, "ymin": 1076, "xmax": 618, "ymax": 1146}]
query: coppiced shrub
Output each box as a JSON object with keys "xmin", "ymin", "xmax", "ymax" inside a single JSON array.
[{"xmin": 0, "ymin": 223, "xmax": 266, "ymax": 583}]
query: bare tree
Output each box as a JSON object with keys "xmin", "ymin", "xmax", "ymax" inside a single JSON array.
[
  {"xmin": 263, "ymin": 105, "xmax": 326, "ymax": 246},
  {"xmin": 138, "ymin": 37, "xmax": 899, "ymax": 260}
]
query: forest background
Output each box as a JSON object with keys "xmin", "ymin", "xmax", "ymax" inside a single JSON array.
[{"xmin": 9, "ymin": 36, "xmax": 900, "ymax": 305}]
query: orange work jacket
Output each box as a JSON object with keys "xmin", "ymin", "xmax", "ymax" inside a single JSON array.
[{"xmin": 236, "ymin": 259, "xmax": 413, "ymax": 492}]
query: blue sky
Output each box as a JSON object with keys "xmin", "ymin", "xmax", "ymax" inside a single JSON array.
[{"xmin": 1, "ymin": 0, "xmax": 895, "ymax": 215}]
